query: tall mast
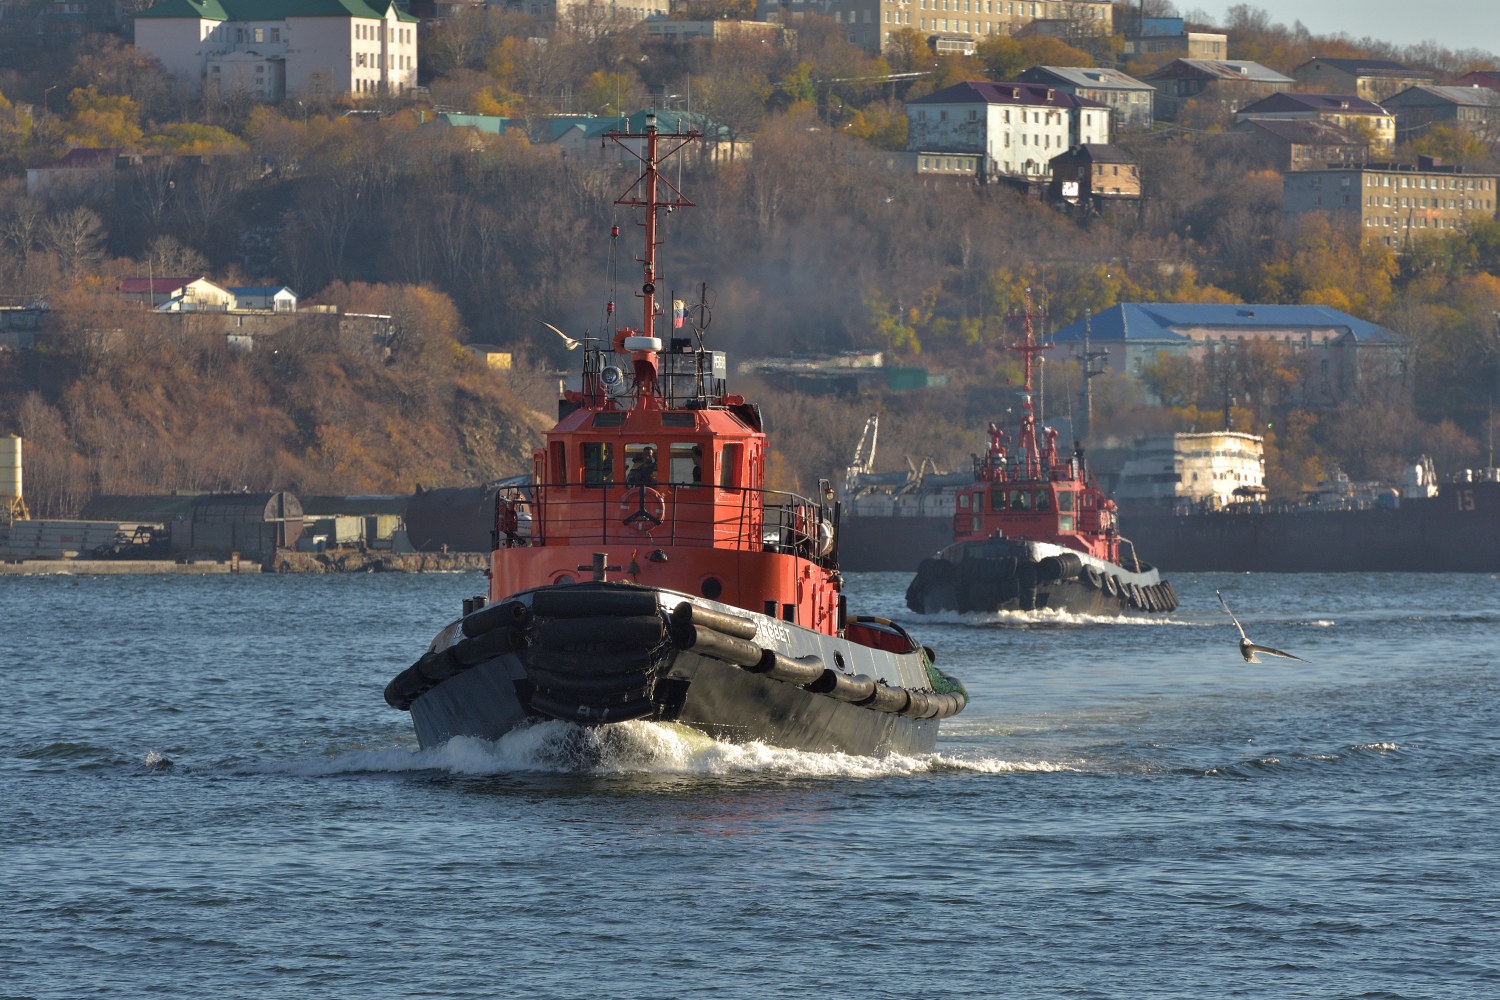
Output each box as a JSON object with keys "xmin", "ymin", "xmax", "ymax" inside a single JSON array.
[
  {"xmin": 1011, "ymin": 289, "xmax": 1049, "ymax": 476},
  {"xmin": 607, "ymin": 112, "xmax": 698, "ymax": 347}
]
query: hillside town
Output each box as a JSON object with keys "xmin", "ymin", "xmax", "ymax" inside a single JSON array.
[{"xmin": 3, "ymin": 0, "xmax": 1500, "ymax": 552}]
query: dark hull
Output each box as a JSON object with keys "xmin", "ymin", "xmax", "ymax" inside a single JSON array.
[
  {"xmin": 387, "ymin": 583, "xmax": 966, "ymax": 757},
  {"xmin": 1119, "ymin": 480, "xmax": 1500, "ymax": 573},
  {"xmin": 838, "ymin": 515, "xmax": 955, "ymax": 572},
  {"xmin": 905, "ymin": 539, "xmax": 1177, "ymax": 616}
]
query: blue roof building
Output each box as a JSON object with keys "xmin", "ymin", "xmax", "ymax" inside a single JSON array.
[{"xmin": 1050, "ymin": 303, "xmax": 1405, "ymax": 405}]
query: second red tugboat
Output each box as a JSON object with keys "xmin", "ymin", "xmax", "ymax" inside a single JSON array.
[
  {"xmin": 385, "ymin": 113, "xmax": 967, "ymax": 757},
  {"xmin": 905, "ymin": 296, "xmax": 1178, "ymax": 616}
]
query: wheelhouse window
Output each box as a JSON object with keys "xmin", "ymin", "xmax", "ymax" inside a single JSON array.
[
  {"xmin": 583, "ymin": 442, "xmax": 614, "ymax": 486},
  {"xmin": 669, "ymin": 442, "xmax": 702, "ymax": 485},
  {"xmin": 1056, "ymin": 490, "xmax": 1074, "ymax": 512},
  {"xmin": 990, "ymin": 489, "xmax": 1006, "ymax": 512},
  {"xmin": 1009, "ymin": 490, "xmax": 1031, "ymax": 511},
  {"xmin": 550, "ymin": 442, "xmax": 566, "ymax": 485},
  {"xmin": 1035, "ymin": 490, "xmax": 1052, "ymax": 512},
  {"xmin": 719, "ymin": 444, "xmax": 742, "ymax": 489},
  {"xmin": 625, "ymin": 443, "xmax": 658, "ymax": 485}
]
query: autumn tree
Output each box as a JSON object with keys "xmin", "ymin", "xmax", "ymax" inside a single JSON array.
[
  {"xmin": 976, "ymin": 36, "xmax": 1094, "ymax": 81},
  {"xmin": 1253, "ymin": 214, "xmax": 1396, "ymax": 315},
  {"xmin": 63, "ymin": 84, "xmax": 143, "ymax": 149},
  {"xmin": 0, "ymin": 89, "xmax": 35, "ymax": 167},
  {"xmin": 69, "ymin": 35, "xmax": 175, "ymax": 122},
  {"xmin": 148, "ymin": 122, "xmax": 246, "ymax": 157}
]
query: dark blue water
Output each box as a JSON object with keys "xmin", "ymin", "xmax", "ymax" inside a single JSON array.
[{"xmin": 4, "ymin": 570, "xmax": 1498, "ymax": 999}]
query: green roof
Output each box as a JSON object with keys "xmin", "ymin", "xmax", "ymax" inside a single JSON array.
[
  {"xmin": 136, "ymin": 0, "xmax": 229, "ymax": 18},
  {"xmin": 137, "ymin": 0, "xmax": 417, "ymax": 21}
]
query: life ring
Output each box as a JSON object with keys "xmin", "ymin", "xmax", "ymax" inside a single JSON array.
[{"xmin": 620, "ymin": 486, "xmax": 665, "ymax": 532}]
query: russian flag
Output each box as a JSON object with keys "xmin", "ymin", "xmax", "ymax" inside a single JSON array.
[{"xmin": 673, "ymin": 299, "xmax": 686, "ymax": 329}]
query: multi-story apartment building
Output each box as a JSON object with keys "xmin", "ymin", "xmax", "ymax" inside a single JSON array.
[
  {"xmin": 1122, "ymin": 16, "xmax": 1226, "ymax": 62},
  {"xmin": 1144, "ymin": 59, "xmax": 1294, "ymax": 120},
  {"xmin": 1234, "ymin": 92, "xmax": 1396, "ymax": 155},
  {"xmin": 1382, "ymin": 85, "xmax": 1500, "ymax": 144},
  {"xmin": 1229, "ymin": 118, "xmax": 1367, "ymax": 172},
  {"xmin": 133, "ymin": 0, "xmax": 419, "ymax": 102},
  {"xmin": 643, "ymin": 19, "xmax": 787, "ymax": 45},
  {"xmin": 1282, "ymin": 160, "xmax": 1500, "ymax": 248},
  {"xmin": 906, "ymin": 80, "xmax": 1110, "ymax": 181},
  {"xmin": 1292, "ymin": 57, "xmax": 1434, "ymax": 104},
  {"xmin": 1019, "ymin": 65, "xmax": 1154, "ymax": 129},
  {"xmin": 757, "ymin": 0, "xmax": 1110, "ymax": 56},
  {"xmin": 544, "ymin": 0, "xmax": 672, "ymax": 29}
]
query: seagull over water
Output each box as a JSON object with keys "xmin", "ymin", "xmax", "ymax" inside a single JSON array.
[
  {"xmin": 1217, "ymin": 590, "xmax": 1308, "ymax": 664},
  {"xmin": 540, "ymin": 321, "xmax": 582, "ymax": 350}
]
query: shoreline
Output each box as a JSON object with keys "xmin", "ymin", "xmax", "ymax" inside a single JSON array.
[{"xmin": 0, "ymin": 552, "xmax": 489, "ymax": 576}]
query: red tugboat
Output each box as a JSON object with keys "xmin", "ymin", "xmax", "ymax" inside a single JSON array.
[
  {"xmin": 386, "ymin": 114, "xmax": 966, "ymax": 756},
  {"xmin": 904, "ymin": 296, "xmax": 1178, "ymax": 616}
]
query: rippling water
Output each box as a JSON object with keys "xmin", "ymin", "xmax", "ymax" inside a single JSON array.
[{"xmin": 4, "ymin": 570, "xmax": 1498, "ymax": 998}]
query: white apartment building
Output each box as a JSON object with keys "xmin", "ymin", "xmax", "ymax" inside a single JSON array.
[
  {"xmin": 1115, "ymin": 432, "xmax": 1266, "ymax": 509},
  {"xmin": 133, "ymin": 0, "xmax": 419, "ymax": 102},
  {"xmin": 907, "ymin": 80, "xmax": 1110, "ymax": 180},
  {"xmin": 758, "ymin": 0, "xmax": 1110, "ymax": 55}
]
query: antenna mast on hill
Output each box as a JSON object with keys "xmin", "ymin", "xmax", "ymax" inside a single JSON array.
[{"xmin": 1077, "ymin": 310, "xmax": 1109, "ymax": 444}]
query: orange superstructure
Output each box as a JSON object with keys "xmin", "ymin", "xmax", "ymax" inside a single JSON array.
[
  {"xmin": 490, "ymin": 393, "xmax": 842, "ymax": 634},
  {"xmin": 905, "ymin": 295, "xmax": 1178, "ymax": 616},
  {"xmin": 951, "ymin": 297, "xmax": 1119, "ymax": 564},
  {"xmin": 484, "ymin": 115, "xmax": 840, "ymax": 634},
  {"xmin": 386, "ymin": 113, "xmax": 966, "ymax": 756}
]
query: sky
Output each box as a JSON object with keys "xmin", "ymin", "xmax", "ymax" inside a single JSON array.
[{"xmin": 1187, "ymin": 1, "xmax": 1500, "ymax": 60}]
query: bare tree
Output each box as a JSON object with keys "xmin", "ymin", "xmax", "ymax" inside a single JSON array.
[
  {"xmin": 144, "ymin": 234, "xmax": 208, "ymax": 278},
  {"xmin": 181, "ymin": 156, "xmax": 251, "ymax": 250},
  {"xmin": 0, "ymin": 196, "xmax": 46, "ymax": 265},
  {"xmin": 40, "ymin": 205, "xmax": 106, "ymax": 275},
  {"xmin": 126, "ymin": 156, "xmax": 179, "ymax": 234}
]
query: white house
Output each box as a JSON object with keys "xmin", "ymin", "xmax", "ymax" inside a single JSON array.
[
  {"xmin": 133, "ymin": 0, "xmax": 419, "ymax": 102},
  {"xmin": 906, "ymin": 81, "xmax": 1111, "ymax": 181},
  {"xmin": 117, "ymin": 276, "xmax": 238, "ymax": 311},
  {"xmin": 230, "ymin": 285, "xmax": 298, "ymax": 311}
]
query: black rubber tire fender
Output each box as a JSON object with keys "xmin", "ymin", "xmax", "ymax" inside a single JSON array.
[
  {"xmin": 528, "ymin": 646, "xmax": 657, "ymax": 678},
  {"xmin": 535, "ymin": 615, "xmax": 665, "ymax": 650}
]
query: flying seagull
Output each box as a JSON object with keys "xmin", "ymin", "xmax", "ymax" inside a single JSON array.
[
  {"xmin": 1217, "ymin": 591, "xmax": 1307, "ymax": 664},
  {"xmin": 540, "ymin": 321, "xmax": 582, "ymax": 350}
]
